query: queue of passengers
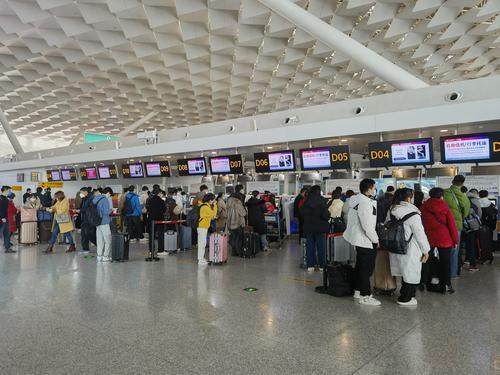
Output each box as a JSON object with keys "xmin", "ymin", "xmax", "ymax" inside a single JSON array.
[{"xmin": 294, "ymin": 175, "xmax": 497, "ymax": 307}]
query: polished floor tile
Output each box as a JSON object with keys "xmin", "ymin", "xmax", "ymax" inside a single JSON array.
[{"xmin": 0, "ymin": 238, "xmax": 498, "ymax": 374}]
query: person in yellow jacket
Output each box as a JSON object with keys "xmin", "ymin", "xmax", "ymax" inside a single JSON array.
[
  {"xmin": 197, "ymin": 193, "xmax": 217, "ymax": 265},
  {"xmin": 45, "ymin": 191, "xmax": 75, "ymax": 254}
]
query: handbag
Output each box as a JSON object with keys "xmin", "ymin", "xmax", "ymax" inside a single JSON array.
[
  {"xmin": 55, "ymin": 213, "xmax": 70, "ymax": 224},
  {"xmin": 451, "ymin": 192, "xmax": 481, "ymax": 233}
]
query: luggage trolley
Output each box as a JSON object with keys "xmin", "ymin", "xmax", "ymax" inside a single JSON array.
[{"xmin": 265, "ymin": 211, "xmax": 284, "ymax": 247}]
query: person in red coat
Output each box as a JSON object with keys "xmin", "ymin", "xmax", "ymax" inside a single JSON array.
[
  {"xmin": 420, "ymin": 187, "xmax": 459, "ymax": 293},
  {"xmin": 7, "ymin": 193, "xmax": 18, "ymax": 234}
]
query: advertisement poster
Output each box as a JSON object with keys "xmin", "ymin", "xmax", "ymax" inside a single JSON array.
[
  {"xmin": 210, "ymin": 157, "xmax": 230, "ymax": 174},
  {"xmin": 188, "ymin": 159, "xmax": 206, "ymax": 174},
  {"xmin": 268, "ymin": 152, "xmax": 294, "ymax": 171},
  {"xmin": 443, "ymin": 136, "xmax": 490, "ymax": 162},
  {"xmin": 391, "ymin": 141, "xmax": 431, "ymax": 164},
  {"xmin": 301, "ymin": 148, "xmax": 331, "ymax": 170}
]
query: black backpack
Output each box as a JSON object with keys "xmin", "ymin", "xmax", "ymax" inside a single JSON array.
[
  {"xmin": 124, "ymin": 195, "xmax": 134, "ymax": 216},
  {"xmin": 377, "ymin": 212, "xmax": 419, "ymax": 255},
  {"xmin": 85, "ymin": 196, "xmax": 105, "ymax": 227},
  {"xmin": 186, "ymin": 203, "xmax": 207, "ymax": 229}
]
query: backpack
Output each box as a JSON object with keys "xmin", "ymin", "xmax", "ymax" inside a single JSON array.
[
  {"xmin": 124, "ymin": 194, "xmax": 134, "ymax": 216},
  {"xmin": 85, "ymin": 196, "xmax": 105, "ymax": 227},
  {"xmin": 186, "ymin": 203, "xmax": 207, "ymax": 229},
  {"xmin": 377, "ymin": 212, "xmax": 419, "ymax": 255}
]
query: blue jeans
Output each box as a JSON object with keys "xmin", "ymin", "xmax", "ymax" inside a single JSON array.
[
  {"xmin": 306, "ymin": 234, "xmax": 326, "ymax": 268},
  {"xmin": 49, "ymin": 223, "xmax": 74, "ymax": 246},
  {"xmin": 450, "ymin": 231, "xmax": 461, "ymax": 277},
  {"xmin": 0, "ymin": 221, "xmax": 12, "ymax": 250}
]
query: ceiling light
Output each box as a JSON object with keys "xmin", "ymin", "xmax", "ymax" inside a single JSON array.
[
  {"xmin": 340, "ymin": 139, "xmax": 347, "ymax": 142},
  {"xmin": 211, "ymin": 151, "xmax": 217, "ymax": 155},
  {"xmin": 267, "ymin": 146, "xmax": 273, "ymax": 149},
  {"xmin": 166, "ymin": 156, "xmax": 171, "ymax": 159},
  {"xmin": 440, "ymin": 129, "xmax": 448, "ymax": 133}
]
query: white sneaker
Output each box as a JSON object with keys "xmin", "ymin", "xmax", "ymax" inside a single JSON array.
[
  {"xmin": 397, "ymin": 298, "xmax": 418, "ymax": 306},
  {"xmin": 307, "ymin": 267, "xmax": 315, "ymax": 272},
  {"xmin": 96, "ymin": 256, "xmax": 102, "ymax": 262},
  {"xmin": 358, "ymin": 295, "xmax": 381, "ymax": 306},
  {"xmin": 102, "ymin": 256, "xmax": 112, "ymax": 263},
  {"xmin": 198, "ymin": 260, "xmax": 208, "ymax": 266},
  {"xmin": 353, "ymin": 290, "xmax": 361, "ymax": 299}
]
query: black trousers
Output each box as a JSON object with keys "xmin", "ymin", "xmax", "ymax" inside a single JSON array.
[
  {"xmin": 354, "ymin": 246, "xmax": 377, "ymax": 296},
  {"xmin": 229, "ymin": 227, "xmax": 244, "ymax": 256},
  {"xmin": 142, "ymin": 213, "xmax": 149, "ymax": 234},
  {"xmin": 80, "ymin": 225, "xmax": 96, "ymax": 251},
  {"xmin": 126, "ymin": 216, "xmax": 143, "ymax": 240},
  {"xmin": 149, "ymin": 223, "xmax": 165, "ymax": 252},
  {"xmin": 437, "ymin": 248, "xmax": 452, "ymax": 288},
  {"xmin": 399, "ymin": 280, "xmax": 418, "ymax": 302},
  {"xmin": 464, "ymin": 231, "xmax": 478, "ymax": 267}
]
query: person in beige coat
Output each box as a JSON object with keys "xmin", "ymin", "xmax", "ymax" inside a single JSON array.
[
  {"xmin": 215, "ymin": 193, "xmax": 227, "ymax": 232},
  {"xmin": 45, "ymin": 191, "xmax": 75, "ymax": 254}
]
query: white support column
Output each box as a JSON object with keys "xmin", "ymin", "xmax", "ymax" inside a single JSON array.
[
  {"xmin": 0, "ymin": 107, "xmax": 24, "ymax": 154},
  {"xmin": 117, "ymin": 111, "xmax": 158, "ymax": 137},
  {"xmin": 257, "ymin": 0, "xmax": 429, "ymax": 91}
]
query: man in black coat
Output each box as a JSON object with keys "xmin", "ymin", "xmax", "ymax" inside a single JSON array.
[
  {"xmin": 146, "ymin": 188, "xmax": 167, "ymax": 253},
  {"xmin": 300, "ymin": 185, "xmax": 330, "ymax": 271},
  {"xmin": 293, "ymin": 187, "xmax": 308, "ymax": 241},
  {"xmin": 246, "ymin": 191, "xmax": 268, "ymax": 251},
  {"xmin": 376, "ymin": 186, "xmax": 394, "ymax": 223}
]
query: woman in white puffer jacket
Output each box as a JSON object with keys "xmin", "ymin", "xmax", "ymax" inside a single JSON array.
[{"xmin": 389, "ymin": 188, "xmax": 430, "ymax": 306}]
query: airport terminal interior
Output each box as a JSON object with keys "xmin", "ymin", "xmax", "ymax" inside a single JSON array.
[{"xmin": 0, "ymin": 0, "xmax": 499, "ymax": 374}]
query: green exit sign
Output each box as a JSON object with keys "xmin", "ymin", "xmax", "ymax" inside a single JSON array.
[{"xmin": 83, "ymin": 132, "xmax": 118, "ymax": 143}]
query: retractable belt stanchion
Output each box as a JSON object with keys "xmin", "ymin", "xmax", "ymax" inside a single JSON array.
[{"xmin": 145, "ymin": 220, "xmax": 160, "ymax": 262}]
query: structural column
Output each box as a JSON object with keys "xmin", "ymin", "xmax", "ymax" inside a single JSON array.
[
  {"xmin": 0, "ymin": 107, "xmax": 24, "ymax": 154},
  {"xmin": 118, "ymin": 111, "xmax": 158, "ymax": 137}
]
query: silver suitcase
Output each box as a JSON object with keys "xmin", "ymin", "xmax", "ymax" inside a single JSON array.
[{"xmin": 164, "ymin": 230, "xmax": 178, "ymax": 252}]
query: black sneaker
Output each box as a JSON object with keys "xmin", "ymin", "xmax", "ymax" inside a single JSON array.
[
  {"xmin": 446, "ymin": 286, "xmax": 455, "ymax": 294},
  {"xmin": 4, "ymin": 249, "xmax": 16, "ymax": 253}
]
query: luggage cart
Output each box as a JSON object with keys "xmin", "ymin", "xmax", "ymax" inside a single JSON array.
[{"xmin": 265, "ymin": 211, "xmax": 284, "ymax": 247}]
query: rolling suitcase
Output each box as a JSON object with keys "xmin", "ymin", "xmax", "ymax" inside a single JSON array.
[
  {"xmin": 315, "ymin": 233, "xmax": 354, "ymax": 297},
  {"xmin": 373, "ymin": 249, "xmax": 397, "ymax": 295},
  {"xmin": 20, "ymin": 222, "xmax": 38, "ymax": 245},
  {"xmin": 112, "ymin": 233, "xmax": 130, "ymax": 261},
  {"xmin": 179, "ymin": 225, "xmax": 192, "ymax": 251},
  {"xmin": 164, "ymin": 230, "xmax": 178, "ymax": 253},
  {"xmin": 209, "ymin": 233, "xmax": 228, "ymax": 264},
  {"xmin": 37, "ymin": 210, "xmax": 52, "ymax": 222},
  {"xmin": 240, "ymin": 232, "xmax": 260, "ymax": 258},
  {"xmin": 38, "ymin": 221, "xmax": 52, "ymax": 243},
  {"xmin": 21, "ymin": 208, "xmax": 37, "ymax": 222}
]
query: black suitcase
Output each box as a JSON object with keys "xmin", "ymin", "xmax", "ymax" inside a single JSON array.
[
  {"xmin": 240, "ymin": 232, "xmax": 261, "ymax": 258},
  {"xmin": 38, "ymin": 221, "xmax": 52, "ymax": 243},
  {"xmin": 112, "ymin": 233, "xmax": 130, "ymax": 261},
  {"xmin": 316, "ymin": 233, "xmax": 354, "ymax": 297}
]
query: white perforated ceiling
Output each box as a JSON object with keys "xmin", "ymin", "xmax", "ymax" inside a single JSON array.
[{"xmin": 0, "ymin": 0, "xmax": 498, "ymax": 142}]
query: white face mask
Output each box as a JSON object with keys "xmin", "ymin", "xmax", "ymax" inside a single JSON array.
[
  {"xmin": 80, "ymin": 193, "xmax": 85, "ymax": 198},
  {"xmin": 30, "ymin": 197, "xmax": 36, "ymax": 202}
]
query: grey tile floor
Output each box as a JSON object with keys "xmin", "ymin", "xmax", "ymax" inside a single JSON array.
[{"xmin": 0, "ymin": 237, "xmax": 498, "ymax": 375}]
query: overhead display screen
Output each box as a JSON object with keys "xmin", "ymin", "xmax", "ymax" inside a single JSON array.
[
  {"xmin": 254, "ymin": 150, "xmax": 296, "ymax": 173},
  {"xmin": 440, "ymin": 132, "xmax": 500, "ymax": 164},
  {"xmin": 122, "ymin": 163, "xmax": 144, "ymax": 178},
  {"xmin": 368, "ymin": 138, "xmax": 434, "ymax": 167},
  {"xmin": 177, "ymin": 158, "xmax": 207, "ymax": 176},
  {"xmin": 80, "ymin": 167, "xmax": 98, "ymax": 180},
  {"xmin": 61, "ymin": 168, "xmax": 77, "ymax": 181},
  {"xmin": 98, "ymin": 165, "xmax": 118, "ymax": 179},
  {"xmin": 209, "ymin": 155, "xmax": 243, "ymax": 175},
  {"xmin": 300, "ymin": 146, "xmax": 351, "ymax": 170},
  {"xmin": 145, "ymin": 161, "xmax": 171, "ymax": 177},
  {"xmin": 47, "ymin": 170, "xmax": 61, "ymax": 182}
]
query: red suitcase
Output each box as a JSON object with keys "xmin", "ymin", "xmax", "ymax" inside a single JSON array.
[{"xmin": 209, "ymin": 233, "xmax": 228, "ymax": 264}]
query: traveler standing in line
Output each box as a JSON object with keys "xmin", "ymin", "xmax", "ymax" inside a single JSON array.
[
  {"xmin": 226, "ymin": 186, "xmax": 247, "ymax": 256},
  {"xmin": 465, "ymin": 189, "xmax": 482, "ymax": 271},
  {"xmin": 7, "ymin": 193, "xmax": 18, "ymax": 238},
  {"xmin": 328, "ymin": 190, "xmax": 344, "ymax": 219},
  {"xmin": 140, "ymin": 186, "xmax": 150, "ymax": 234},
  {"xmin": 421, "ymin": 187, "xmax": 459, "ymax": 294},
  {"xmin": 41, "ymin": 188, "xmax": 53, "ymax": 208},
  {"xmin": 300, "ymin": 185, "xmax": 330, "ymax": 272},
  {"xmin": 389, "ymin": 188, "xmax": 430, "ymax": 306},
  {"xmin": 193, "ymin": 185, "xmax": 209, "ymax": 207},
  {"xmin": 94, "ymin": 187, "xmax": 114, "ymax": 262},
  {"xmin": 23, "ymin": 193, "xmax": 41, "ymax": 210},
  {"xmin": 246, "ymin": 191, "xmax": 269, "ymax": 252},
  {"xmin": 413, "ymin": 191, "xmax": 425, "ymax": 209},
  {"xmin": 123, "ymin": 186, "xmax": 143, "ymax": 241},
  {"xmin": 293, "ymin": 187, "xmax": 308, "ymax": 241},
  {"xmin": 146, "ymin": 188, "xmax": 166, "ymax": 254},
  {"xmin": 78, "ymin": 187, "xmax": 95, "ymax": 253},
  {"xmin": 45, "ymin": 191, "xmax": 75, "ymax": 254},
  {"xmin": 342, "ymin": 190, "xmax": 355, "ymax": 222},
  {"xmin": 22, "ymin": 188, "xmax": 31, "ymax": 204},
  {"xmin": 376, "ymin": 186, "xmax": 394, "ymax": 224},
  {"xmin": 215, "ymin": 192, "xmax": 227, "ymax": 232},
  {"xmin": 197, "ymin": 193, "xmax": 217, "ymax": 266},
  {"xmin": 35, "ymin": 187, "xmax": 43, "ymax": 202},
  {"xmin": 343, "ymin": 179, "xmax": 380, "ymax": 306},
  {"xmin": 443, "ymin": 175, "xmax": 471, "ymax": 278},
  {"xmin": 0, "ymin": 186, "xmax": 14, "ymax": 253},
  {"xmin": 478, "ymin": 190, "xmax": 497, "ymax": 264}
]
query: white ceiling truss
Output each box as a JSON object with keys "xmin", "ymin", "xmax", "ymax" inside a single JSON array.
[{"xmin": 0, "ymin": 0, "xmax": 498, "ymax": 143}]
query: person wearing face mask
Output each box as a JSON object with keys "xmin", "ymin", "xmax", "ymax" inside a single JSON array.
[
  {"xmin": 197, "ymin": 193, "xmax": 217, "ymax": 266},
  {"xmin": 93, "ymin": 187, "xmax": 114, "ymax": 262},
  {"xmin": 344, "ymin": 179, "xmax": 380, "ymax": 306},
  {"xmin": 23, "ymin": 193, "xmax": 41, "ymax": 210},
  {"xmin": 78, "ymin": 187, "xmax": 96, "ymax": 253},
  {"xmin": 22, "ymin": 188, "xmax": 32, "ymax": 204}
]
